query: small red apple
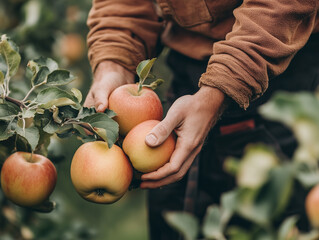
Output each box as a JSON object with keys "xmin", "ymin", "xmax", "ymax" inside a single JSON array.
[
  {"xmin": 70, "ymin": 141, "xmax": 133, "ymax": 204},
  {"xmin": 305, "ymin": 184, "xmax": 319, "ymax": 227},
  {"xmin": 1, "ymin": 152, "xmax": 57, "ymax": 207},
  {"xmin": 123, "ymin": 120, "xmax": 176, "ymax": 173},
  {"xmin": 108, "ymin": 84, "xmax": 163, "ymax": 136}
]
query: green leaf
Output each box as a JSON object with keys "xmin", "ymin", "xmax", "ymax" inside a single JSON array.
[
  {"xmin": 36, "ymin": 87, "xmax": 80, "ymax": 109},
  {"xmin": 202, "ymin": 205, "xmax": 227, "ymax": 240},
  {"xmin": 15, "ymin": 126, "xmax": 40, "ymax": 151},
  {"xmin": 295, "ymin": 162, "xmax": 319, "ymax": 188},
  {"xmin": 136, "ymin": 58, "xmax": 156, "ymax": 81},
  {"xmin": 93, "ymin": 127, "xmax": 108, "ymax": 142},
  {"xmin": 33, "ymin": 57, "xmax": 58, "ymax": 72},
  {"xmin": 34, "ymin": 110, "xmax": 59, "ymax": 134},
  {"xmin": 71, "ymin": 88, "xmax": 82, "ymax": 103},
  {"xmin": 0, "ymin": 71, "xmax": 4, "ymax": 85},
  {"xmin": 31, "ymin": 66, "xmax": 50, "ymax": 86},
  {"xmin": 46, "ymin": 70, "xmax": 76, "ymax": 86},
  {"xmin": 55, "ymin": 126, "xmax": 79, "ymax": 138},
  {"xmin": 0, "ymin": 35, "xmax": 21, "ymax": 78},
  {"xmin": 81, "ymin": 113, "xmax": 119, "ymax": 148},
  {"xmin": 0, "ymin": 55, "xmax": 7, "ymax": 76},
  {"xmin": 76, "ymin": 107, "xmax": 96, "ymax": 119},
  {"xmin": 227, "ymin": 227, "xmax": 253, "ymax": 240},
  {"xmin": 0, "ymin": 120, "xmax": 14, "ymax": 141},
  {"xmin": 51, "ymin": 106, "xmax": 62, "ymax": 124},
  {"xmin": 0, "ymin": 102, "xmax": 20, "ymax": 120},
  {"xmin": 237, "ymin": 144, "xmax": 278, "ymax": 189},
  {"xmin": 164, "ymin": 211, "xmax": 199, "ymax": 240},
  {"xmin": 259, "ymin": 91, "xmax": 319, "ymax": 127},
  {"xmin": 148, "ymin": 78, "xmax": 164, "ymax": 90},
  {"xmin": 236, "ymin": 165, "xmax": 294, "ymax": 225},
  {"xmin": 58, "ymin": 106, "xmax": 79, "ymax": 121},
  {"xmin": 21, "ymin": 108, "xmax": 36, "ymax": 119},
  {"xmin": 277, "ymin": 215, "xmax": 299, "ymax": 240}
]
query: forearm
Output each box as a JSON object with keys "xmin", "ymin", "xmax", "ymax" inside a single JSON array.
[
  {"xmin": 87, "ymin": 0, "xmax": 163, "ymax": 73},
  {"xmin": 200, "ymin": 0, "xmax": 318, "ymax": 109}
]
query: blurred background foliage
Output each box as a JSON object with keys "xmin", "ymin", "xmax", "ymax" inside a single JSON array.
[{"xmin": 0, "ymin": 0, "xmax": 171, "ymax": 239}]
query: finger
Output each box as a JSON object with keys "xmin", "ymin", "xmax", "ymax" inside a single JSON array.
[
  {"xmin": 92, "ymin": 88, "xmax": 110, "ymax": 112},
  {"xmin": 83, "ymin": 92, "xmax": 94, "ymax": 108},
  {"xmin": 140, "ymin": 149, "xmax": 199, "ymax": 189},
  {"xmin": 145, "ymin": 112, "xmax": 182, "ymax": 147},
  {"xmin": 141, "ymin": 138, "xmax": 200, "ymax": 181}
]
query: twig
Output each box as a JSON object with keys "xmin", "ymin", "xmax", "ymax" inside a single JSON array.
[{"xmin": 4, "ymin": 95, "xmax": 27, "ymax": 109}]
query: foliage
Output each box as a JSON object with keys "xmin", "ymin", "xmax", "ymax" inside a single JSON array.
[
  {"xmin": 0, "ymin": 34, "xmax": 120, "ymax": 238},
  {"xmin": 0, "ymin": 35, "xmax": 119, "ymax": 153},
  {"xmin": 165, "ymin": 90, "xmax": 319, "ymax": 240}
]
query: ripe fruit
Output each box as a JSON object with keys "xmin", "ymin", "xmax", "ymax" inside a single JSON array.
[
  {"xmin": 1, "ymin": 152, "xmax": 57, "ymax": 207},
  {"xmin": 123, "ymin": 120, "xmax": 175, "ymax": 173},
  {"xmin": 58, "ymin": 33, "xmax": 85, "ymax": 63},
  {"xmin": 305, "ymin": 184, "xmax": 319, "ymax": 227},
  {"xmin": 70, "ymin": 141, "xmax": 133, "ymax": 204},
  {"xmin": 109, "ymin": 84, "xmax": 163, "ymax": 136}
]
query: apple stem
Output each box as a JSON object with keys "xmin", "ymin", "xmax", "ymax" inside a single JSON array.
[
  {"xmin": 25, "ymin": 152, "xmax": 34, "ymax": 163},
  {"xmin": 137, "ymin": 80, "xmax": 144, "ymax": 94}
]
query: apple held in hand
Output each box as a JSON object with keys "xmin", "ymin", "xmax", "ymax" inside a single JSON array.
[
  {"xmin": 70, "ymin": 141, "xmax": 133, "ymax": 204},
  {"xmin": 305, "ymin": 184, "xmax": 319, "ymax": 227},
  {"xmin": 123, "ymin": 120, "xmax": 176, "ymax": 173},
  {"xmin": 109, "ymin": 84, "xmax": 163, "ymax": 136},
  {"xmin": 1, "ymin": 152, "xmax": 57, "ymax": 207}
]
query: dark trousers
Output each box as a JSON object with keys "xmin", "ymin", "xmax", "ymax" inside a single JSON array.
[{"xmin": 147, "ymin": 33, "xmax": 319, "ymax": 240}]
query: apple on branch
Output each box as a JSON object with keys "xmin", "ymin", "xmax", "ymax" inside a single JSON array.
[
  {"xmin": 70, "ymin": 141, "xmax": 133, "ymax": 204},
  {"xmin": 109, "ymin": 58, "xmax": 164, "ymax": 136},
  {"xmin": 1, "ymin": 152, "xmax": 57, "ymax": 208}
]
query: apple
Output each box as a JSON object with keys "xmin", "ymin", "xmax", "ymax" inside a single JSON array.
[
  {"xmin": 108, "ymin": 84, "xmax": 163, "ymax": 136},
  {"xmin": 305, "ymin": 184, "xmax": 319, "ymax": 227},
  {"xmin": 58, "ymin": 33, "xmax": 86, "ymax": 63},
  {"xmin": 1, "ymin": 152, "xmax": 57, "ymax": 207},
  {"xmin": 70, "ymin": 141, "xmax": 133, "ymax": 204},
  {"xmin": 123, "ymin": 120, "xmax": 176, "ymax": 173}
]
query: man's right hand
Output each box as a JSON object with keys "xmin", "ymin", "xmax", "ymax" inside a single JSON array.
[{"xmin": 84, "ymin": 61, "xmax": 135, "ymax": 112}]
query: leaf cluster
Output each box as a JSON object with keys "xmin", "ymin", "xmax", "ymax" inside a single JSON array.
[{"xmin": 0, "ymin": 35, "xmax": 118, "ymax": 156}]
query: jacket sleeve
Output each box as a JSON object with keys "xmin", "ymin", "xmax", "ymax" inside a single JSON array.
[
  {"xmin": 199, "ymin": 0, "xmax": 318, "ymax": 109},
  {"xmin": 87, "ymin": 0, "xmax": 163, "ymax": 73}
]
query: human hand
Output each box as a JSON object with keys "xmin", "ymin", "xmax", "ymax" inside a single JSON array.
[
  {"xmin": 84, "ymin": 61, "xmax": 135, "ymax": 112},
  {"xmin": 140, "ymin": 86, "xmax": 226, "ymax": 188}
]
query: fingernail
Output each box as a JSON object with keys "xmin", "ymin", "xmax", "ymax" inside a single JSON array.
[{"xmin": 146, "ymin": 133, "xmax": 157, "ymax": 145}]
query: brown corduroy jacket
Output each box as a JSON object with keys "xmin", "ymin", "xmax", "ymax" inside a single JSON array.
[{"xmin": 87, "ymin": 0, "xmax": 319, "ymax": 109}]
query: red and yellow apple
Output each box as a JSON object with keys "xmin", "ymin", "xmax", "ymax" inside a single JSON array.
[
  {"xmin": 70, "ymin": 141, "xmax": 133, "ymax": 204},
  {"xmin": 123, "ymin": 120, "xmax": 176, "ymax": 173},
  {"xmin": 1, "ymin": 152, "xmax": 57, "ymax": 207},
  {"xmin": 305, "ymin": 184, "xmax": 319, "ymax": 227},
  {"xmin": 109, "ymin": 84, "xmax": 163, "ymax": 136}
]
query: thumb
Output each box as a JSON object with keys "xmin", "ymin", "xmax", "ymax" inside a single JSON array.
[
  {"xmin": 93, "ymin": 88, "xmax": 110, "ymax": 112},
  {"xmin": 145, "ymin": 118, "xmax": 178, "ymax": 147}
]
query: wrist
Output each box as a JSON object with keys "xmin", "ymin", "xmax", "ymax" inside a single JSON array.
[
  {"xmin": 196, "ymin": 85, "xmax": 225, "ymax": 108},
  {"xmin": 195, "ymin": 86, "xmax": 228, "ymax": 123}
]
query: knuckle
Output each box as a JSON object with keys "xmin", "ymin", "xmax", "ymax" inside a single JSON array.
[
  {"xmin": 156, "ymin": 124, "xmax": 168, "ymax": 137},
  {"xmin": 169, "ymin": 163, "xmax": 181, "ymax": 174}
]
